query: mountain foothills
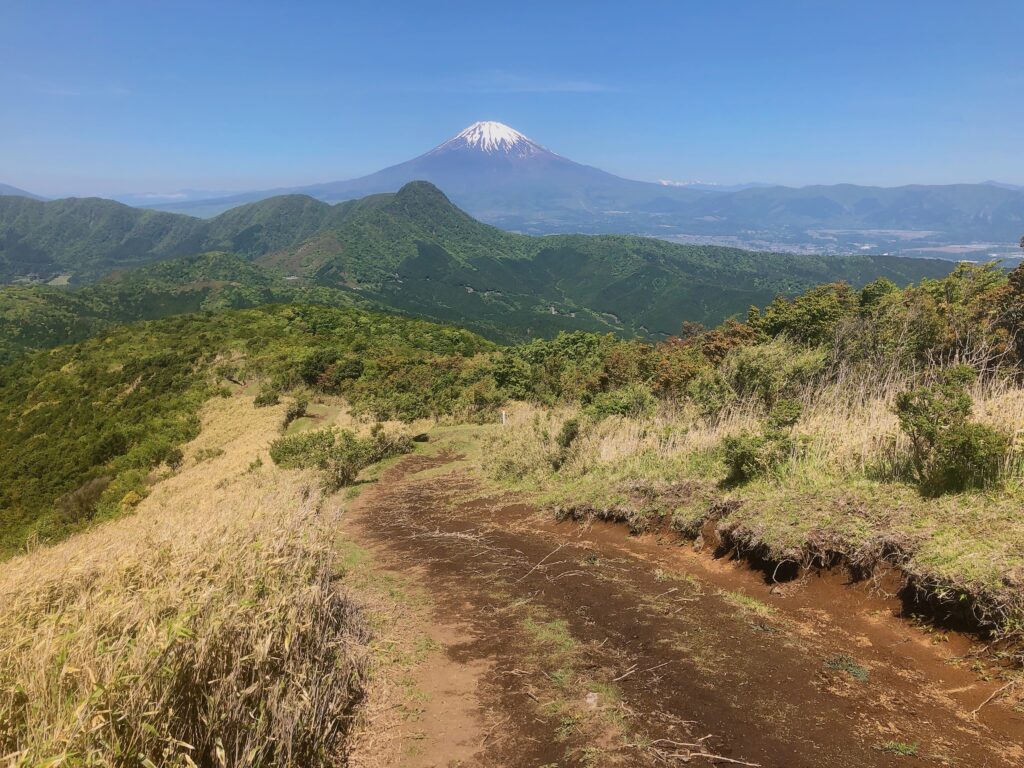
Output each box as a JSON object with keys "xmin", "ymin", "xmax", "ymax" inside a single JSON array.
[
  {"xmin": 136, "ymin": 121, "xmax": 1024, "ymax": 258},
  {"xmin": 0, "ymin": 191, "xmax": 387, "ymax": 285},
  {"xmin": 0, "ymin": 251, "xmax": 381, "ymax": 362},
  {"xmin": 0, "ymin": 182, "xmax": 954, "ymax": 358}
]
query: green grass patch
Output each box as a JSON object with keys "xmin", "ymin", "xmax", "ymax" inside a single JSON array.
[
  {"xmin": 877, "ymin": 740, "xmax": 919, "ymax": 756},
  {"xmin": 522, "ymin": 617, "xmax": 578, "ymax": 655},
  {"xmin": 720, "ymin": 590, "xmax": 776, "ymax": 619},
  {"xmin": 824, "ymin": 654, "xmax": 870, "ymax": 682}
]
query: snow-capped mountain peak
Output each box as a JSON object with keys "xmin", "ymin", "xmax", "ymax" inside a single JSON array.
[{"xmin": 431, "ymin": 121, "xmax": 550, "ymax": 157}]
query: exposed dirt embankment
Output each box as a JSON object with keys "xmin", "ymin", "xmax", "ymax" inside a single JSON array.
[
  {"xmin": 342, "ymin": 447, "xmax": 1024, "ymax": 767},
  {"xmin": 556, "ymin": 477, "xmax": 1024, "ymax": 663}
]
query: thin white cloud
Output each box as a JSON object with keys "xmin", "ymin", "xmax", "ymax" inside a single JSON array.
[
  {"xmin": 466, "ymin": 71, "xmax": 611, "ymax": 93},
  {"xmin": 410, "ymin": 70, "xmax": 614, "ymax": 94}
]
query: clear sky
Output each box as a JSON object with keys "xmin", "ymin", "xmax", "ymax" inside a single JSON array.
[{"xmin": 3, "ymin": 0, "xmax": 1023, "ymax": 196}]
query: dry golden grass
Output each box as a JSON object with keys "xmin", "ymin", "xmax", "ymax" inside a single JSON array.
[
  {"xmin": 0, "ymin": 395, "xmax": 369, "ymax": 766},
  {"xmin": 493, "ymin": 375, "xmax": 1024, "ymax": 486}
]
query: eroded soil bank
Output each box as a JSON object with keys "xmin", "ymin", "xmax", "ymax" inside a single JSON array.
[{"xmin": 342, "ymin": 449, "xmax": 1024, "ymax": 767}]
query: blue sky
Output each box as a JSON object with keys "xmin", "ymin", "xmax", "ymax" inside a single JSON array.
[{"xmin": 3, "ymin": 1, "xmax": 1023, "ymax": 196}]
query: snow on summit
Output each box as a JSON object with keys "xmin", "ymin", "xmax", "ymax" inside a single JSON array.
[{"xmin": 431, "ymin": 121, "xmax": 549, "ymax": 157}]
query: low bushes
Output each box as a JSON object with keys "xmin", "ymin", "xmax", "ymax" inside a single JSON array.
[
  {"xmin": 686, "ymin": 369, "xmax": 735, "ymax": 418},
  {"xmin": 722, "ymin": 337, "xmax": 826, "ymax": 408},
  {"xmin": 895, "ymin": 366, "xmax": 1009, "ymax": 495},
  {"xmin": 269, "ymin": 426, "xmax": 413, "ymax": 490},
  {"xmin": 282, "ymin": 397, "xmax": 308, "ymax": 428},
  {"xmin": 53, "ymin": 477, "xmax": 112, "ymax": 525},
  {"xmin": 723, "ymin": 399, "xmax": 803, "ymax": 482},
  {"xmin": 254, "ymin": 387, "xmax": 280, "ymax": 407},
  {"xmin": 583, "ymin": 384, "xmax": 656, "ymax": 420}
]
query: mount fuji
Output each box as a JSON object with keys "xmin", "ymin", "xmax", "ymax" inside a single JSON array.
[
  {"xmin": 147, "ymin": 121, "xmax": 702, "ymax": 230},
  {"xmin": 137, "ymin": 121, "xmax": 1024, "ymax": 257}
]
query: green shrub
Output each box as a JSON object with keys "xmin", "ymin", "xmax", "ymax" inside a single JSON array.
[
  {"xmin": 268, "ymin": 429, "xmax": 335, "ymax": 469},
  {"xmin": 722, "ymin": 338, "xmax": 825, "ymax": 407},
  {"xmin": 319, "ymin": 431, "xmax": 367, "ymax": 489},
  {"xmin": 723, "ymin": 432, "xmax": 793, "ymax": 482},
  {"xmin": 282, "ymin": 397, "xmax": 308, "ymax": 428},
  {"xmin": 751, "ymin": 282, "xmax": 858, "ymax": 345},
  {"xmin": 165, "ymin": 447, "xmax": 184, "ymax": 470},
  {"xmin": 766, "ymin": 398, "xmax": 802, "ymax": 430},
  {"xmin": 723, "ymin": 400, "xmax": 803, "ymax": 482},
  {"xmin": 253, "ymin": 388, "xmax": 280, "ymax": 407},
  {"xmin": 457, "ymin": 375, "xmax": 505, "ymax": 416},
  {"xmin": 133, "ymin": 437, "xmax": 178, "ymax": 468},
  {"xmin": 363, "ymin": 430, "xmax": 415, "ymax": 466},
  {"xmin": 54, "ymin": 477, "xmax": 112, "ymax": 525},
  {"xmin": 269, "ymin": 427, "xmax": 413, "ymax": 490},
  {"xmin": 550, "ymin": 416, "xmax": 583, "ymax": 471},
  {"xmin": 859, "ymin": 277, "xmax": 898, "ymax": 308},
  {"xmin": 895, "ymin": 366, "xmax": 1008, "ymax": 494},
  {"xmin": 686, "ymin": 369, "xmax": 736, "ymax": 418},
  {"xmin": 584, "ymin": 384, "xmax": 656, "ymax": 420},
  {"xmin": 298, "ymin": 349, "xmax": 339, "ymax": 385},
  {"xmin": 555, "ymin": 417, "xmax": 581, "ymax": 450},
  {"xmin": 925, "ymin": 422, "xmax": 1008, "ymax": 495},
  {"xmin": 91, "ymin": 431, "xmax": 129, "ymax": 464},
  {"xmin": 92, "ymin": 469, "xmax": 150, "ymax": 521}
]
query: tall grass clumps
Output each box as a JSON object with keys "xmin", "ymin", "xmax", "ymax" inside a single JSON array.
[{"xmin": 0, "ymin": 396, "xmax": 369, "ymax": 765}]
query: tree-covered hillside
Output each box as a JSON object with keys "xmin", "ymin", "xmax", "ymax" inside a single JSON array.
[
  {"xmin": 0, "ymin": 183, "xmax": 957, "ymax": 348},
  {"xmin": 0, "ymin": 303, "xmax": 492, "ymax": 554},
  {"xmin": 0, "ymin": 251, "xmax": 377, "ymax": 362},
  {"xmin": 0, "ymin": 192, "xmax": 391, "ymax": 284}
]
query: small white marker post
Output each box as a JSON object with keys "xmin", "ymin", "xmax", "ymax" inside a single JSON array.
[{"xmin": 501, "ymin": 409, "xmax": 507, "ymax": 426}]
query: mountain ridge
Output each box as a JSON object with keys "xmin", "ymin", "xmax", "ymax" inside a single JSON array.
[
  {"xmin": 0, "ymin": 183, "xmax": 44, "ymax": 200},
  {"xmin": 1, "ymin": 181, "xmax": 956, "ymax": 350}
]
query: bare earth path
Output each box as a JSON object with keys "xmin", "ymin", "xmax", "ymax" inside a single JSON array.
[{"xmin": 341, "ymin": 447, "xmax": 1024, "ymax": 767}]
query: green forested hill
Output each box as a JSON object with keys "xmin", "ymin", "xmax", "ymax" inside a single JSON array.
[
  {"xmin": 0, "ymin": 252, "xmax": 382, "ymax": 362},
  {"xmin": 1, "ymin": 182, "xmax": 956, "ymax": 347},
  {"xmin": 272, "ymin": 182, "xmax": 956, "ymax": 338},
  {"xmin": 0, "ymin": 303, "xmax": 493, "ymax": 554},
  {"xmin": 0, "ymin": 193, "xmax": 391, "ymax": 284},
  {"xmin": 0, "ymin": 195, "xmax": 207, "ymax": 282}
]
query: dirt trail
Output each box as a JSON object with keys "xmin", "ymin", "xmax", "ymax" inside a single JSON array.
[{"xmin": 341, "ymin": 451, "xmax": 1024, "ymax": 767}]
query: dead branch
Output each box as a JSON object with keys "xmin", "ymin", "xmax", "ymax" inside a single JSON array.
[
  {"xmin": 971, "ymin": 678, "xmax": 1021, "ymax": 715},
  {"xmin": 515, "ymin": 543, "xmax": 567, "ymax": 583}
]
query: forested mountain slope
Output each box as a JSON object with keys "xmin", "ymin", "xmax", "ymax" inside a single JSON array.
[{"xmin": 0, "ymin": 183, "xmax": 956, "ymax": 347}]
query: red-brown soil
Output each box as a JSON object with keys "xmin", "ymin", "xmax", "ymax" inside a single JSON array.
[{"xmin": 342, "ymin": 452, "xmax": 1024, "ymax": 767}]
